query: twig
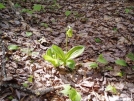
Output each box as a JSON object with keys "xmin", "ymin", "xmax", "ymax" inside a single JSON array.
[
  {"xmin": 0, "ymin": 83, "xmax": 63, "ymax": 96},
  {"xmin": 0, "ymin": 32, "xmax": 7, "ymax": 79}
]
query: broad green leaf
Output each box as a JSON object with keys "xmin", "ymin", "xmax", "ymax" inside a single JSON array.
[
  {"xmin": 65, "ymin": 10, "xmax": 71, "ymax": 17},
  {"xmin": 23, "ymin": 83, "xmax": 28, "ymax": 88},
  {"xmin": 127, "ymin": 52, "xmax": 134, "ymax": 61},
  {"xmin": 106, "ymin": 85, "xmax": 117, "ymax": 94},
  {"xmin": 26, "ymin": 32, "xmax": 32, "ymax": 37},
  {"xmin": 14, "ymin": 3, "xmax": 21, "ymax": 8},
  {"xmin": 61, "ymin": 85, "xmax": 71, "ymax": 96},
  {"xmin": 0, "ymin": 3, "xmax": 5, "ymax": 9},
  {"xmin": 42, "ymin": 54, "xmax": 59, "ymax": 67},
  {"xmin": 66, "ymin": 45, "xmax": 85, "ymax": 60},
  {"xmin": 69, "ymin": 88, "xmax": 81, "ymax": 101},
  {"xmin": 52, "ymin": 45, "xmax": 65, "ymax": 61},
  {"xmin": 33, "ymin": 4, "xmax": 42, "ymax": 11},
  {"xmin": 88, "ymin": 62, "xmax": 98, "ymax": 69},
  {"xmin": 97, "ymin": 54, "xmax": 108, "ymax": 64},
  {"xmin": 115, "ymin": 59, "xmax": 127, "ymax": 66},
  {"xmin": 8, "ymin": 44, "xmax": 19, "ymax": 51},
  {"xmin": 40, "ymin": 23, "xmax": 48, "ymax": 28},
  {"xmin": 66, "ymin": 59, "xmax": 75, "ymax": 69},
  {"xmin": 66, "ymin": 27, "xmax": 73, "ymax": 37}
]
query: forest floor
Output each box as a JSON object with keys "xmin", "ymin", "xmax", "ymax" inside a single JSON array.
[{"xmin": 0, "ymin": 0, "xmax": 134, "ymax": 101}]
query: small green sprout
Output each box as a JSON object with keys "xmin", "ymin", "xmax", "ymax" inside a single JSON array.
[
  {"xmin": 106, "ymin": 85, "xmax": 117, "ymax": 94},
  {"xmin": 8, "ymin": 44, "xmax": 19, "ymax": 51},
  {"xmin": 115, "ymin": 59, "xmax": 127, "ymax": 66},
  {"xmin": 65, "ymin": 10, "xmax": 71, "ymax": 17},
  {"xmin": 61, "ymin": 85, "xmax": 81, "ymax": 101},
  {"xmin": 94, "ymin": 37, "xmax": 101, "ymax": 43},
  {"xmin": 97, "ymin": 54, "xmax": 108, "ymax": 64}
]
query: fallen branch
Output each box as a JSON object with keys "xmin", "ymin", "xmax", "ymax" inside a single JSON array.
[{"xmin": 0, "ymin": 83, "xmax": 63, "ymax": 96}]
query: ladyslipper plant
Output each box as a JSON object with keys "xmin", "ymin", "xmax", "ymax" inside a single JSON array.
[
  {"xmin": 42, "ymin": 26, "xmax": 85, "ymax": 69},
  {"xmin": 42, "ymin": 45, "xmax": 84, "ymax": 69}
]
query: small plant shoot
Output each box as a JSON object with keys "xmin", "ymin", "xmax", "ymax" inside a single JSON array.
[
  {"xmin": 97, "ymin": 54, "xmax": 108, "ymax": 64},
  {"xmin": 106, "ymin": 85, "xmax": 117, "ymax": 94},
  {"xmin": 115, "ymin": 59, "xmax": 127, "ymax": 66},
  {"xmin": 65, "ymin": 10, "xmax": 71, "ymax": 17},
  {"xmin": 33, "ymin": 4, "xmax": 42, "ymax": 11},
  {"xmin": 0, "ymin": 3, "xmax": 5, "ymax": 9},
  {"xmin": 26, "ymin": 32, "xmax": 33, "ymax": 37},
  {"xmin": 127, "ymin": 52, "xmax": 134, "ymax": 61},
  {"xmin": 61, "ymin": 85, "xmax": 81, "ymax": 101},
  {"xmin": 8, "ymin": 44, "xmax": 19, "ymax": 51},
  {"xmin": 88, "ymin": 62, "xmax": 98, "ymax": 69}
]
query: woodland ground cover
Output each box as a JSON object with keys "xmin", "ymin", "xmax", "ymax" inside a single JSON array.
[{"xmin": 0, "ymin": 0, "xmax": 134, "ymax": 101}]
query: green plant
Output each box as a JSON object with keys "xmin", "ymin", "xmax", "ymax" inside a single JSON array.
[
  {"xmin": 127, "ymin": 52, "xmax": 134, "ymax": 61},
  {"xmin": 65, "ymin": 10, "xmax": 71, "ymax": 17},
  {"xmin": 23, "ymin": 83, "xmax": 28, "ymax": 88},
  {"xmin": 106, "ymin": 85, "xmax": 117, "ymax": 94},
  {"xmin": 94, "ymin": 37, "xmax": 101, "ymax": 43},
  {"xmin": 115, "ymin": 59, "xmax": 127, "ymax": 66},
  {"xmin": 8, "ymin": 44, "xmax": 19, "ymax": 51},
  {"xmin": 33, "ymin": 4, "xmax": 42, "ymax": 11},
  {"xmin": 42, "ymin": 45, "xmax": 84, "ymax": 69},
  {"xmin": 40, "ymin": 23, "xmax": 48, "ymax": 28},
  {"xmin": 0, "ymin": 3, "xmax": 5, "ymax": 9},
  {"xmin": 88, "ymin": 62, "xmax": 98, "ymax": 69},
  {"xmin": 97, "ymin": 54, "xmax": 108, "ymax": 64},
  {"xmin": 66, "ymin": 26, "xmax": 73, "ymax": 51},
  {"xmin": 61, "ymin": 85, "xmax": 81, "ymax": 101},
  {"xmin": 26, "ymin": 32, "xmax": 33, "ymax": 37},
  {"xmin": 28, "ymin": 75, "xmax": 34, "ymax": 83}
]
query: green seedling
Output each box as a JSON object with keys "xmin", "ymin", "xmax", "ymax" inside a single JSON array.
[
  {"xmin": 115, "ymin": 59, "xmax": 127, "ymax": 66},
  {"xmin": 127, "ymin": 52, "xmax": 134, "ymax": 61},
  {"xmin": 125, "ymin": 8, "xmax": 130, "ymax": 13},
  {"xmin": 42, "ymin": 45, "xmax": 84, "ymax": 69},
  {"xmin": 105, "ymin": 66, "xmax": 113, "ymax": 71},
  {"xmin": 106, "ymin": 85, "xmax": 117, "ymax": 94},
  {"xmin": 28, "ymin": 75, "xmax": 34, "ymax": 83},
  {"xmin": 97, "ymin": 54, "xmax": 108, "ymax": 64},
  {"xmin": 14, "ymin": 3, "xmax": 21, "ymax": 8},
  {"xmin": 113, "ymin": 27, "xmax": 118, "ymax": 32},
  {"xmin": 8, "ymin": 96, "xmax": 14, "ymax": 100},
  {"xmin": 66, "ymin": 26, "xmax": 73, "ymax": 51},
  {"xmin": 8, "ymin": 44, "xmax": 19, "ymax": 51},
  {"xmin": 94, "ymin": 37, "xmax": 101, "ymax": 43},
  {"xmin": 65, "ymin": 10, "xmax": 71, "ymax": 17},
  {"xmin": 40, "ymin": 23, "xmax": 48, "ymax": 28},
  {"xmin": 26, "ymin": 32, "xmax": 33, "ymax": 37},
  {"xmin": 33, "ymin": 4, "xmax": 42, "ymax": 11},
  {"xmin": 21, "ymin": 48, "xmax": 33, "ymax": 56},
  {"xmin": 22, "ymin": 8, "xmax": 33, "ymax": 14},
  {"xmin": 23, "ymin": 83, "xmax": 28, "ymax": 88},
  {"xmin": 117, "ymin": 71, "xmax": 124, "ymax": 77},
  {"xmin": 61, "ymin": 85, "xmax": 81, "ymax": 101},
  {"xmin": 0, "ymin": 3, "xmax": 5, "ymax": 9},
  {"xmin": 88, "ymin": 62, "xmax": 98, "ymax": 69}
]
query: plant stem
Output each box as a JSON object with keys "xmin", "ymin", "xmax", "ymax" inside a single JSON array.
[{"xmin": 66, "ymin": 35, "xmax": 68, "ymax": 51}]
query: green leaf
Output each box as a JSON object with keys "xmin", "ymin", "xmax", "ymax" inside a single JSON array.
[
  {"xmin": 61, "ymin": 85, "xmax": 81, "ymax": 101},
  {"xmin": 23, "ymin": 83, "xmax": 28, "ymax": 88},
  {"xmin": 52, "ymin": 45, "xmax": 65, "ymax": 61},
  {"xmin": 115, "ymin": 59, "xmax": 127, "ymax": 66},
  {"xmin": 106, "ymin": 85, "xmax": 117, "ymax": 94},
  {"xmin": 61, "ymin": 85, "xmax": 71, "ymax": 96},
  {"xmin": 94, "ymin": 38, "xmax": 101, "ymax": 43},
  {"xmin": 66, "ymin": 27, "xmax": 73, "ymax": 37},
  {"xmin": 28, "ymin": 75, "xmax": 33, "ymax": 83},
  {"xmin": 88, "ymin": 62, "xmax": 98, "ymax": 69},
  {"xmin": 66, "ymin": 59, "xmax": 75, "ymax": 69},
  {"xmin": 65, "ymin": 10, "xmax": 71, "ymax": 17},
  {"xmin": 0, "ymin": 3, "xmax": 5, "ymax": 9},
  {"xmin": 33, "ymin": 4, "xmax": 42, "ymax": 11},
  {"xmin": 117, "ymin": 71, "xmax": 124, "ymax": 77},
  {"xmin": 8, "ymin": 96, "xmax": 13, "ymax": 100},
  {"xmin": 40, "ymin": 23, "xmax": 48, "ymax": 28},
  {"xmin": 14, "ymin": 3, "xmax": 21, "ymax": 8},
  {"xmin": 66, "ymin": 45, "xmax": 85, "ymax": 60},
  {"xmin": 127, "ymin": 52, "xmax": 134, "ymax": 61},
  {"xmin": 97, "ymin": 54, "xmax": 108, "ymax": 64},
  {"xmin": 42, "ymin": 54, "xmax": 59, "ymax": 67},
  {"xmin": 8, "ymin": 44, "xmax": 19, "ymax": 51},
  {"xmin": 26, "ymin": 32, "xmax": 32, "ymax": 37},
  {"xmin": 125, "ymin": 8, "xmax": 130, "ymax": 13}
]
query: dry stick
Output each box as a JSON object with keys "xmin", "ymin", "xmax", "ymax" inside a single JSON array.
[
  {"xmin": 0, "ymin": 83, "xmax": 63, "ymax": 96},
  {"xmin": 0, "ymin": 32, "xmax": 7, "ymax": 79}
]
